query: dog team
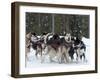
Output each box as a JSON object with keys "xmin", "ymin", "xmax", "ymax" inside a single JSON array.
[{"xmin": 26, "ymin": 32, "xmax": 87, "ymax": 64}]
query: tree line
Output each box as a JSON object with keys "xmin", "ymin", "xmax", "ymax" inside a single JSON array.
[{"xmin": 26, "ymin": 12, "xmax": 89, "ymax": 39}]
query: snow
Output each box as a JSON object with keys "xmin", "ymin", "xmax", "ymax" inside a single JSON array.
[{"xmin": 26, "ymin": 37, "xmax": 90, "ymax": 68}]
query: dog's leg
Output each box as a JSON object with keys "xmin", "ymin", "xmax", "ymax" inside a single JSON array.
[
  {"xmin": 48, "ymin": 49, "xmax": 55, "ymax": 63},
  {"xmin": 57, "ymin": 54, "xmax": 62, "ymax": 64},
  {"xmin": 79, "ymin": 48, "xmax": 87, "ymax": 62},
  {"xmin": 74, "ymin": 49, "xmax": 78, "ymax": 61},
  {"xmin": 76, "ymin": 54, "xmax": 78, "ymax": 61},
  {"xmin": 40, "ymin": 49, "xmax": 44, "ymax": 63},
  {"xmin": 65, "ymin": 49, "xmax": 70, "ymax": 63},
  {"xmin": 41, "ymin": 54, "xmax": 46, "ymax": 63},
  {"xmin": 35, "ymin": 50, "xmax": 38, "ymax": 59},
  {"xmin": 35, "ymin": 46, "xmax": 42, "ymax": 60},
  {"xmin": 83, "ymin": 53, "xmax": 87, "ymax": 62},
  {"xmin": 41, "ymin": 49, "xmax": 46, "ymax": 63},
  {"xmin": 76, "ymin": 48, "xmax": 81, "ymax": 62},
  {"xmin": 80, "ymin": 55, "xmax": 82, "ymax": 60},
  {"xmin": 56, "ymin": 47, "xmax": 63, "ymax": 64},
  {"xmin": 57, "ymin": 46, "xmax": 69, "ymax": 64},
  {"xmin": 71, "ymin": 56, "xmax": 74, "ymax": 61},
  {"xmin": 63, "ymin": 53, "xmax": 67, "ymax": 63},
  {"xmin": 61, "ymin": 54, "xmax": 65, "ymax": 63}
]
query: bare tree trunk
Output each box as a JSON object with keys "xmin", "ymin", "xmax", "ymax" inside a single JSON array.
[
  {"xmin": 66, "ymin": 15, "xmax": 70, "ymax": 33},
  {"xmin": 38, "ymin": 13, "xmax": 41, "ymax": 34},
  {"xmin": 52, "ymin": 14, "xmax": 55, "ymax": 33}
]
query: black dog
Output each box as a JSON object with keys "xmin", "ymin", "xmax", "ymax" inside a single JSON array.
[
  {"xmin": 73, "ymin": 37, "xmax": 86, "ymax": 61},
  {"xmin": 47, "ymin": 33, "xmax": 61, "ymax": 51}
]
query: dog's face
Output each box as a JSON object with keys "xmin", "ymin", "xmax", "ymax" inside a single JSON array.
[{"xmin": 65, "ymin": 33, "xmax": 71, "ymax": 42}]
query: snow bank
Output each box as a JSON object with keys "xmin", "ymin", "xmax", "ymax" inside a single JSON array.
[{"xmin": 82, "ymin": 37, "xmax": 90, "ymax": 46}]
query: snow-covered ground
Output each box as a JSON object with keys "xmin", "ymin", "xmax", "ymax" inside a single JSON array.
[{"xmin": 26, "ymin": 37, "xmax": 90, "ymax": 68}]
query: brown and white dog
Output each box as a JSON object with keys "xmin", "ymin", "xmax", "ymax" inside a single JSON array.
[
  {"xmin": 25, "ymin": 32, "xmax": 32, "ymax": 66},
  {"xmin": 42, "ymin": 33, "xmax": 72, "ymax": 63},
  {"xmin": 29, "ymin": 32, "xmax": 48, "ymax": 63},
  {"xmin": 25, "ymin": 32, "xmax": 32, "ymax": 59}
]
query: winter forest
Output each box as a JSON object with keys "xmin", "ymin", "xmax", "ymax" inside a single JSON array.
[{"xmin": 26, "ymin": 12, "xmax": 89, "ymax": 39}]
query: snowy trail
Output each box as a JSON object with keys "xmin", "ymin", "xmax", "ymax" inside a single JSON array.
[{"xmin": 26, "ymin": 37, "xmax": 90, "ymax": 68}]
